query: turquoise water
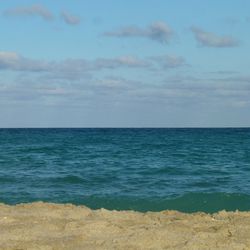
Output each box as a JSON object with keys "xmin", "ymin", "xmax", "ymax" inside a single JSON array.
[{"xmin": 0, "ymin": 128, "xmax": 250, "ymax": 213}]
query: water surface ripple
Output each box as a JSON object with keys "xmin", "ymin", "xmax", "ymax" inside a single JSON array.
[{"xmin": 0, "ymin": 128, "xmax": 250, "ymax": 212}]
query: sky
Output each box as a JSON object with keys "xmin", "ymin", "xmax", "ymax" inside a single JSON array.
[{"xmin": 0, "ymin": 0, "xmax": 250, "ymax": 127}]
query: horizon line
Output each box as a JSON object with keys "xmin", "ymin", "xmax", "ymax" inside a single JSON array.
[{"xmin": 0, "ymin": 126, "xmax": 250, "ymax": 129}]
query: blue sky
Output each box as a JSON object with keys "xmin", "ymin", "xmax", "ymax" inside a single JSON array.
[{"xmin": 0, "ymin": 0, "xmax": 250, "ymax": 127}]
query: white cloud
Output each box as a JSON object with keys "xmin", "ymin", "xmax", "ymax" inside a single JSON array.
[
  {"xmin": 1, "ymin": 51, "xmax": 249, "ymax": 114},
  {"xmin": 61, "ymin": 11, "xmax": 80, "ymax": 25},
  {"xmin": 0, "ymin": 51, "xmax": 49, "ymax": 71},
  {"xmin": 104, "ymin": 21, "xmax": 174, "ymax": 44},
  {"xmin": 150, "ymin": 55, "xmax": 186, "ymax": 69},
  {"xmin": 0, "ymin": 51, "xmax": 151, "ymax": 77},
  {"xmin": 4, "ymin": 4, "xmax": 53, "ymax": 21},
  {"xmin": 191, "ymin": 26, "xmax": 239, "ymax": 48}
]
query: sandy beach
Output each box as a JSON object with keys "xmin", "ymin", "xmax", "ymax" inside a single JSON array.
[{"xmin": 0, "ymin": 202, "xmax": 249, "ymax": 249}]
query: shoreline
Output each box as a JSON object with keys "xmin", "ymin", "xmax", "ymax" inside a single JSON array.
[{"xmin": 1, "ymin": 202, "xmax": 250, "ymax": 249}]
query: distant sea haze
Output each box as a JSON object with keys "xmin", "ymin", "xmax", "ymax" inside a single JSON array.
[{"xmin": 0, "ymin": 128, "xmax": 250, "ymax": 213}]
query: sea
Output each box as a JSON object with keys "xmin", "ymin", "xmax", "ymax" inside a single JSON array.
[{"xmin": 0, "ymin": 128, "xmax": 250, "ymax": 213}]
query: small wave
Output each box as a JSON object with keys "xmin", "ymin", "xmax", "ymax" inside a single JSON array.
[
  {"xmin": 51, "ymin": 175, "xmax": 85, "ymax": 184},
  {"xmin": 73, "ymin": 193, "xmax": 250, "ymax": 213},
  {"xmin": 159, "ymin": 193, "xmax": 250, "ymax": 213},
  {"xmin": 0, "ymin": 176, "xmax": 18, "ymax": 184}
]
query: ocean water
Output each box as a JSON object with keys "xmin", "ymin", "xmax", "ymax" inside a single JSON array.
[{"xmin": 0, "ymin": 128, "xmax": 250, "ymax": 213}]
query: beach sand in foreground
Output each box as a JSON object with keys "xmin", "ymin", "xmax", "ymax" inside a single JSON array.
[{"xmin": 0, "ymin": 202, "xmax": 250, "ymax": 250}]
